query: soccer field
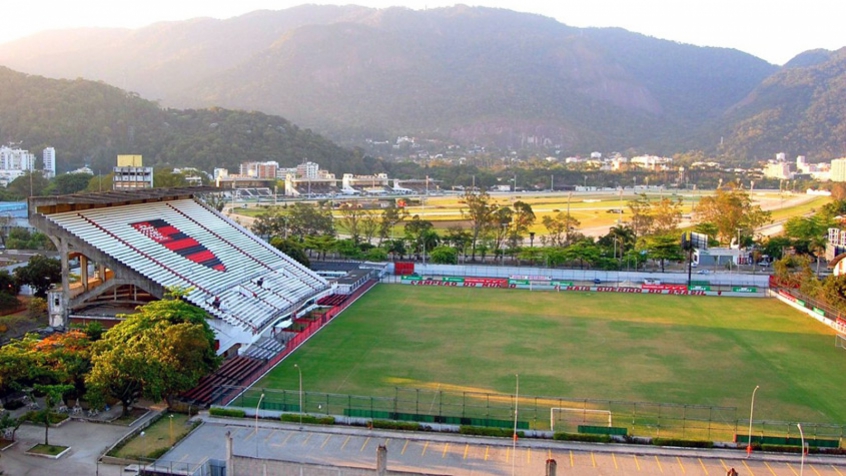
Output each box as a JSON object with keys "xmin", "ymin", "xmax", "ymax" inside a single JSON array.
[{"xmin": 251, "ymin": 284, "xmax": 846, "ymax": 433}]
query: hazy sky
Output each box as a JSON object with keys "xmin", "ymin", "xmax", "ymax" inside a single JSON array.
[{"xmin": 2, "ymin": 1, "xmax": 844, "ymax": 65}]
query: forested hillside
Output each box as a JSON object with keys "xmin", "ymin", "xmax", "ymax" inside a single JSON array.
[
  {"xmin": 0, "ymin": 5, "xmax": 778, "ymax": 158},
  {"xmin": 0, "ymin": 67, "xmax": 368, "ymax": 174},
  {"xmin": 717, "ymin": 48, "xmax": 846, "ymax": 161}
]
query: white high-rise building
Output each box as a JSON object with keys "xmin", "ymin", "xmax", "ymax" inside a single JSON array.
[
  {"xmin": 831, "ymin": 158, "xmax": 846, "ymax": 182},
  {"xmin": 297, "ymin": 161, "xmax": 320, "ymax": 180},
  {"xmin": 0, "ymin": 145, "xmax": 36, "ymax": 187},
  {"xmin": 42, "ymin": 147, "xmax": 56, "ymax": 179}
]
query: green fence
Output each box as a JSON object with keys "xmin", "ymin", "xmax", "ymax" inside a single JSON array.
[
  {"xmin": 578, "ymin": 425, "xmax": 628, "ymax": 436},
  {"xmin": 344, "ymin": 409, "xmax": 528, "ymax": 429},
  {"xmin": 225, "ymin": 386, "xmax": 845, "ymax": 445},
  {"xmin": 737, "ymin": 434, "xmax": 840, "ymax": 448}
]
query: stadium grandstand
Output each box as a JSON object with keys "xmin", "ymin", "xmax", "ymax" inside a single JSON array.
[{"xmin": 28, "ymin": 187, "xmax": 331, "ymax": 356}]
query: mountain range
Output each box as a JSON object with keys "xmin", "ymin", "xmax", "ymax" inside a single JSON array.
[{"xmin": 0, "ymin": 5, "xmax": 844, "ymax": 164}]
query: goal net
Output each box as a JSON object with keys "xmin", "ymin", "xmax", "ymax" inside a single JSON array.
[{"xmin": 550, "ymin": 407, "xmax": 613, "ymax": 433}]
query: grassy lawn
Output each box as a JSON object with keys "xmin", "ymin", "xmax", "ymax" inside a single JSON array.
[
  {"xmin": 27, "ymin": 443, "xmax": 68, "ymax": 456},
  {"xmin": 252, "ymin": 284, "xmax": 845, "ymax": 433},
  {"xmin": 110, "ymin": 413, "xmax": 191, "ymax": 460},
  {"xmin": 229, "ymin": 190, "xmax": 824, "ymax": 239}
]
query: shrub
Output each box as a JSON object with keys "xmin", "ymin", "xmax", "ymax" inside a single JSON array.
[
  {"xmin": 371, "ymin": 420, "xmax": 420, "ymax": 431},
  {"xmin": 553, "ymin": 432, "xmax": 612, "ymax": 443},
  {"xmin": 460, "ymin": 426, "xmax": 525, "ymax": 438},
  {"xmin": 280, "ymin": 414, "xmax": 335, "ymax": 425},
  {"xmin": 652, "ymin": 438, "xmax": 713, "ymax": 448},
  {"xmin": 209, "ymin": 408, "xmax": 246, "ymax": 418},
  {"xmin": 20, "ymin": 411, "xmax": 68, "ymax": 425}
]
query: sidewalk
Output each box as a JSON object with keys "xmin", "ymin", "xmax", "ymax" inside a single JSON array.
[{"xmin": 197, "ymin": 413, "xmax": 846, "ymax": 467}]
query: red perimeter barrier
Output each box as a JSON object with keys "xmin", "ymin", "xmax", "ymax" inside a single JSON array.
[{"xmin": 219, "ymin": 279, "xmax": 379, "ymax": 405}]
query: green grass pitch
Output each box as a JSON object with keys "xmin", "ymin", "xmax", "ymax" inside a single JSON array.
[{"xmin": 253, "ymin": 284, "xmax": 846, "ymax": 426}]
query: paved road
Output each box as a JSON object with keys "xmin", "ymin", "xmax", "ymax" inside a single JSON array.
[
  {"xmin": 159, "ymin": 417, "xmax": 846, "ymax": 476},
  {"xmin": 0, "ymin": 419, "xmax": 131, "ymax": 476}
]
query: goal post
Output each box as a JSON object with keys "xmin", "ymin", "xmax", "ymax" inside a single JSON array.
[{"xmin": 550, "ymin": 407, "xmax": 612, "ymax": 433}]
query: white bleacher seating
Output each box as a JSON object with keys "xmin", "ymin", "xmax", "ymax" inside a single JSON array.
[{"xmin": 46, "ymin": 198, "xmax": 329, "ymax": 336}]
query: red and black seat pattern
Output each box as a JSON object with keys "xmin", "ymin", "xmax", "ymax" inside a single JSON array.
[{"xmin": 131, "ymin": 219, "xmax": 226, "ymax": 272}]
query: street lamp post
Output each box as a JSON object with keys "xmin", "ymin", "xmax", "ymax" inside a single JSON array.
[
  {"xmin": 256, "ymin": 392, "xmax": 265, "ymax": 457},
  {"xmin": 169, "ymin": 414, "xmax": 174, "ymax": 446},
  {"xmin": 294, "ymin": 364, "xmax": 303, "ymax": 425},
  {"xmin": 512, "ymin": 373, "xmax": 519, "ymax": 476},
  {"xmin": 797, "ymin": 423, "xmax": 806, "ymax": 476},
  {"xmin": 747, "ymin": 385, "xmax": 760, "ymax": 457}
]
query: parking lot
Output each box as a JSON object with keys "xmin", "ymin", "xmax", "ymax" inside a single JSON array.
[{"xmin": 160, "ymin": 418, "xmax": 846, "ymax": 476}]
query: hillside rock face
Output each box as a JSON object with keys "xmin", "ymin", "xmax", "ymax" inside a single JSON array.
[{"xmin": 3, "ymin": 5, "xmax": 842, "ymax": 161}]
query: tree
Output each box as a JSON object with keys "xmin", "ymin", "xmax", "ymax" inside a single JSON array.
[
  {"xmin": 562, "ymin": 240, "xmax": 600, "ymax": 269},
  {"xmin": 542, "ymin": 211, "xmax": 580, "ymax": 247},
  {"xmin": 32, "ymin": 383, "xmax": 74, "ymax": 446},
  {"xmin": 304, "ymin": 234, "xmax": 336, "ymax": 260},
  {"xmin": 429, "ymin": 246, "xmax": 458, "ymax": 264},
  {"xmin": 153, "ymin": 168, "xmax": 189, "ymax": 188},
  {"xmin": 0, "ymin": 336, "xmax": 37, "ymax": 404},
  {"xmin": 404, "ymin": 216, "xmax": 438, "ymax": 261},
  {"xmin": 651, "ymin": 197, "xmax": 683, "ymax": 235},
  {"xmin": 508, "ymin": 201, "xmax": 536, "ymax": 249},
  {"xmin": 44, "ymin": 173, "xmax": 92, "ymax": 195},
  {"xmin": 338, "ymin": 206, "xmax": 366, "ymax": 244},
  {"xmin": 641, "ymin": 234, "xmax": 684, "ymax": 272},
  {"xmin": 7, "ymin": 171, "xmax": 49, "ymax": 197},
  {"xmin": 598, "ymin": 225, "xmax": 636, "ymax": 262},
  {"xmin": 378, "ymin": 205, "xmax": 408, "ymax": 244},
  {"xmin": 251, "ymin": 206, "xmax": 288, "ymax": 239},
  {"xmin": 491, "ymin": 207, "xmax": 513, "ymax": 261},
  {"xmin": 773, "ymin": 254, "xmax": 813, "ymax": 288},
  {"xmin": 627, "ymin": 194, "xmax": 654, "ymax": 240},
  {"xmin": 200, "ymin": 192, "xmax": 227, "ymax": 212},
  {"xmin": 84, "ymin": 173, "xmax": 113, "ymax": 193},
  {"xmin": 286, "ymin": 202, "xmax": 335, "ymax": 239},
  {"xmin": 360, "ymin": 210, "xmax": 379, "ymax": 244},
  {"xmin": 460, "ymin": 190, "xmax": 495, "ymax": 260},
  {"xmin": 0, "ymin": 269, "xmax": 21, "ymax": 296},
  {"xmin": 784, "ymin": 215, "xmax": 831, "ymax": 275},
  {"xmin": 694, "ymin": 188, "xmax": 771, "ymax": 245},
  {"xmin": 443, "ymin": 226, "xmax": 472, "ymax": 260},
  {"xmin": 270, "ymin": 237, "xmax": 310, "ymax": 267},
  {"xmin": 86, "ymin": 290, "xmax": 220, "ymax": 415},
  {"xmin": 14, "ymin": 255, "xmax": 61, "ymax": 298},
  {"xmin": 822, "ymin": 275, "xmax": 846, "ymax": 314}
]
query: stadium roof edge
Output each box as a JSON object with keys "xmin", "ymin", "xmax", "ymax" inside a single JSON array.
[{"xmin": 28, "ymin": 186, "xmax": 222, "ymax": 217}]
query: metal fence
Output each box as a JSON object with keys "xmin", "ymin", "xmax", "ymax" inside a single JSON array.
[
  {"xmin": 225, "ymin": 386, "xmax": 766, "ymax": 441},
  {"xmin": 224, "ymin": 386, "xmax": 846, "ymax": 444}
]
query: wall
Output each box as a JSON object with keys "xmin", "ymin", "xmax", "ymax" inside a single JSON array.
[{"xmin": 397, "ymin": 263, "xmax": 770, "ymax": 288}]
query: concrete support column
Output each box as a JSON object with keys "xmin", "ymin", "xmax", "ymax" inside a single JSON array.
[
  {"xmin": 376, "ymin": 444, "xmax": 388, "ymax": 476},
  {"xmin": 225, "ymin": 431, "xmax": 233, "ymax": 476},
  {"xmin": 60, "ymin": 237, "xmax": 70, "ymax": 327},
  {"xmin": 545, "ymin": 458, "xmax": 557, "ymax": 476},
  {"xmin": 80, "ymin": 255, "xmax": 89, "ymax": 291}
]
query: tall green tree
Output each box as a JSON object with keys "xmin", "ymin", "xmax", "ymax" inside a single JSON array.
[
  {"xmin": 85, "ymin": 290, "xmax": 220, "ymax": 415},
  {"xmin": 694, "ymin": 187, "xmax": 771, "ymax": 245},
  {"xmin": 641, "ymin": 234, "xmax": 684, "ymax": 272},
  {"xmin": 44, "ymin": 173, "xmax": 93, "ymax": 195},
  {"xmin": 459, "ymin": 190, "xmax": 495, "ymax": 261},
  {"xmin": 32, "ymin": 383, "xmax": 74, "ymax": 446},
  {"xmin": 542, "ymin": 211, "xmax": 580, "ymax": 247},
  {"xmin": 14, "ymin": 255, "xmax": 61, "ymax": 298},
  {"xmin": 377, "ymin": 205, "xmax": 408, "ymax": 244}
]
